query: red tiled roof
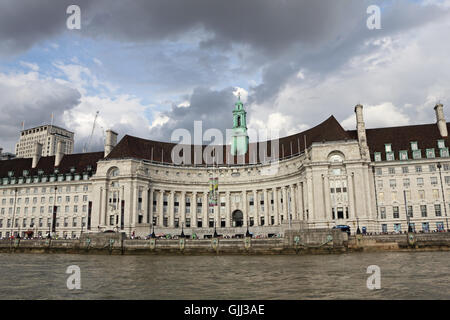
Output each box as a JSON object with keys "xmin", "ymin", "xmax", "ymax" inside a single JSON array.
[
  {"xmin": 105, "ymin": 116, "xmax": 353, "ymax": 164},
  {"xmin": 0, "ymin": 152, "xmax": 104, "ymax": 178},
  {"xmin": 346, "ymin": 122, "xmax": 450, "ymax": 160}
]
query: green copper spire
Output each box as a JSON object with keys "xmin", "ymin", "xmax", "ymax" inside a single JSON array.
[{"xmin": 231, "ymin": 93, "xmax": 249, "ymax": 156}]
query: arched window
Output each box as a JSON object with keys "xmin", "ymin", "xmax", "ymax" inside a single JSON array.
[
  {"xmin": 237, "ymin": 116, "xmax": 241, "ymax": 127},
  {"xmin": 108, "ymin": 167, "xmax": 120, "ymax": 177}
]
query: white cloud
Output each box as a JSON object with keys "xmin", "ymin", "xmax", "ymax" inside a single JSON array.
[
  {"xmin": 233, "ymin": 86, "xmax": 248, "ymax": 103},
  {"xmin": 341, "ymin": 102, "xmax": 411, "ymax": 129},
  {"xmin": 19, "ymin": 61, "xmax": 39, "ymax": 72}
]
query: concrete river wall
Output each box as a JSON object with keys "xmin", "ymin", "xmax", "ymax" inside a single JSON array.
[{"xmin": 1, "ymin": 230, "xmax": 450, "ymax": 255}]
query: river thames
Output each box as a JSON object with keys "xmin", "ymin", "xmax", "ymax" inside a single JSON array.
[{"xmin": 0, "ymin": 251, "xmax": 448, "ymax": 299}]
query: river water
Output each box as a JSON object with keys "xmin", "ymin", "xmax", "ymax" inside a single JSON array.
[{"xmin": 0, "ymin": 251, "xmax": 448, "ymax": 299}]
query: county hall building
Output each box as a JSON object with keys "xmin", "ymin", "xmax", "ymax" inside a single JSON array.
[{"xmin": 0, "ymin": 100, "xmax": 449, "ymax": 239}]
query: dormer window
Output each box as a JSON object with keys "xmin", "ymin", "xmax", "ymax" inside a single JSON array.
[
  {"xmin": 438, "ymin": 140, "xmax": 445, "ymax": 149},
  {"xmin": 386, "ymin": 152, "xmax": 395, "ymax": 161},
  {"xmin": 8, "ymin": 171, "xmax": 14, "ymax": 177},
  {"xmin": 70, "ymin": 167, "xmax": 76, "ymax": 173},
  {"xmin": 410, "ymin": 141, "xmax": 418, "ymax": 151},
  {"xmin": 37, "ymin": 170, "xmax": 44, "ymax": 176},
  {"xmin": 385, "ymin": 144, "xmax": 392, "ymax": 153},
  {"xmin": 86, "ymin": 165, "xmax": 92, "ymax": 171},
  {"xmin": 412, "ymin": 150, "xmax": 421, "ymax": 159},
  {"xmin": 374, "ymin": 152, "xmax": 381, "ymax": 162},
  {"xmin": 440, "ymin": 147, "xmax": 449, "ymax": 158},
  {"xmin": 54, "ymin": 168, "xmax": 59, "ymax": 174},
  {"xmin": 426, "ymin": 148, "xmax": 435, "ymax": 158},
  {"xmin": 399, "ymin": 150, "xmax": 408, "ymax": 161},
  {"xmin": 23, "ymin": 170, "xmax": 29, "ymax": 177}
]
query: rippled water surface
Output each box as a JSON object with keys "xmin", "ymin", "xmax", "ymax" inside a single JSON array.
[{"xmin": 0, "ymin": 252, "xmax": 449, "ymax": 299}]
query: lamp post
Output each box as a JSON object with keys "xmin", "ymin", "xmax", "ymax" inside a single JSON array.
[
  {"xmin": 437, "ymin": 163, "xmax": 449, "ymax": 231},
  {"xmin": 180, "ymin": 222, "xmax": 185, "ymax": 238},
  {"xmin": 245, "ymin": 216, "xmax": 251, "ymax": 238},
  {"xmin": 51, "ymin": 186, "xmax": 57, "ymax": 238},
  {"xmin": 403, "ymin": 190, "xmax": 412, "ymax": 233}
]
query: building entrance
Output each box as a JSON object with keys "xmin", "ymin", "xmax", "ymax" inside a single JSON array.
[{"xmin": 232, "ymin": 210, "xmax": 244, "ymax": 227}]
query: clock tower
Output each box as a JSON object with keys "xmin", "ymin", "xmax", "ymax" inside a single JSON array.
[{"xmin": 231, "ymin": 94, "xmax": 249, "ymax": 156}]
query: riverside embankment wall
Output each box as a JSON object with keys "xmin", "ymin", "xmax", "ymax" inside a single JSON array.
[{"xmin": 1, "ymin": 231, "xmax": 450, "ymax": 255}]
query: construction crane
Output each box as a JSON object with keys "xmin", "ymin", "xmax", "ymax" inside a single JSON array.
[{"xmin": 83, "ymin": 111, "xmax": 99, "ymax": 153}]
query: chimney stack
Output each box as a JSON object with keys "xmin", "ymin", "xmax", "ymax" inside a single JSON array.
[
  {"xmin": 32, "ymin": 142, "xmax": 43, "ymax": 168},
  {"xmin": 354, "ymin": 104, "xmax": 370, "ymax": 159},
  {"xmin": 55, "ymin": 140, "xmax": 66, "ymax": 167},
  {"xmin": 104, "ymin": 130, "xmax": 118, "ymax": 157},
  {"xmin": 434, "ymin": 103, "xmax": 448, "ymax": 137}
]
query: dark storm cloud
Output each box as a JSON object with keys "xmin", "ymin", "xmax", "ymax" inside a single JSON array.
[
  {"xmin": 149, "ymin": 87, "xmax": 235, "ymax": 143},
  {"xmin": 0, "ymin": 0, "xmax": 96, "ymax": 56}
]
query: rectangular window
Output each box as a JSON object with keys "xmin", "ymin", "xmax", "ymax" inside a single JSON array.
[
  {"xmin": 377, "ymin": 180, "xmax": 383, "ymax": 189},
  {"xmin": 429, "ymin": 164, "xmax": 436, "ymax": 172},
  {"xmin": 435, "ymin": 204, "xmax": 442, "ymax": 217},
  {"xmin": 378, "ymin": 192, "xmax": 384, "ymax": 202},
  {"xmin": 417, "ymin": 177, "xmax": 424, "ymax": 186},
  {"xmin": 376, "ymin": 168, "xmax": 382, "ymax": 176},
  {"xmin": 421, "ymin": 205, "xmax": 427, "ymax": 217},
  {"xmin": 385, "ymin": 144, "xmax": 392, "ymax": 153},
  {"xmin": 389, "ymin": 179, "xmax": 396, "ymax": 188},
  {"xmin": 393, "ymin": 206, "xmax": 399, "ymax": 219},
  {"xmin": 415, "ymin": 166, "xmax": 422, "ymax": 173},
  {"xmin": 391, "ymin": 191, "xmax": 397, "ymax": 201},
  {"xmin": 433, "ymin": 189, "xmax": 439, "ymax": 200},
  {"xmin": 407, "ymin": 205, "xmax": 413, "ymax": 218},
  {"xmin": 374, "ymin": 152, "xmax": 381, "ymax": 162},
  {"xmin": 431, "ymin": 177, "xmax": 438, "ymax": 186},
  {"xmin": 418, "ymin": 190, "xmax": 425, "ymax": 200},
  {"xmin": 388, "ymin": 167, "xmax": 395, "ymax": 175},
  {"xmin": 403, "ymin": 179, "xmax": 410, "ymax": 188},
  {"xmin": 402, "ymin": 166, "xmax": 409, "ymax": 174},
  {"xmin": 380, "ymin": 207, "xmax": 386, "ymax": 219},
  {"xmin": 399, "ymin": 150, "xmax": 408, "ymax": 160},
  {"xmin": 426, "ymin": 148, "xmax": 435, "ymax": 159},
  {"xmin": 410, "ymin": 141, "xmax": 418, "ymax": 150}
]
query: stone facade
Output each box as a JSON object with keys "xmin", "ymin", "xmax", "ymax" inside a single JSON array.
[{"xmin": 1, "ymin": 104, "xmax": 450, "ymax": 239}]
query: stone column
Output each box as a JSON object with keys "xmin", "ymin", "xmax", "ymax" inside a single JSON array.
[
  {"xmin": 242, "ymin": 190, "xmax": 248, "ymax": 227},
  {"xmin": 306, "ymin": 172, "xmax": 314, "ymax": 221},
  {"xmin": 282, "ymin": 186, "xmax": 288, "ymax": 222},
  {"xmin": 264, "ymin": 189, "xmax": 269, "ymax": 226},
  {"xmin": 323, "ymin": 175, "xmax": 332, "ymax": 221},
  {"xmin": 148, "ymin": 187, "xmax": 153, "ymax": 224},
  {"xmin": 273, "ymin": 187, "xmax": 279, "ymax": 225},
  {"xmin": 180, "ymin": 191, "xmax": 186, "ymax": 227},
  {"xmin": 203, "ymin": 192, "xmax": 208, "ymax": 228},
  {"xmin": 158, "ymin": 190, "xmax": 164, "ymax": 227},
  {"xmin": 142, "ymin": 186, "xmax": 148, "ymax": 224},
  {"xmin": 297, "ymin": 183, "xmax": 304, "ymax": 220},
  {"xmin": 347, "ymin": 174, "xmax": 355, "ymax": 220},
  {"xmin": 253, "ymin": 190, "xmax": 259, "ymax": 226},
  {"xmin": 216, "ymin": 193, "xmax": 221, "ymax": 228},
  {"xmin": 168, "ymin": 190, "xmax": 174, "ymax": 227},
  {"xmin": 192, "ymin": 192, "xmax": 197, "ymax": 228},
  {"xmin": 226, "ymin": 191, "xmax": 231, "ymax": 227},
  {"xmin": 290, "ymin": 184, "xmax": 297, "ymax": 221}
]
